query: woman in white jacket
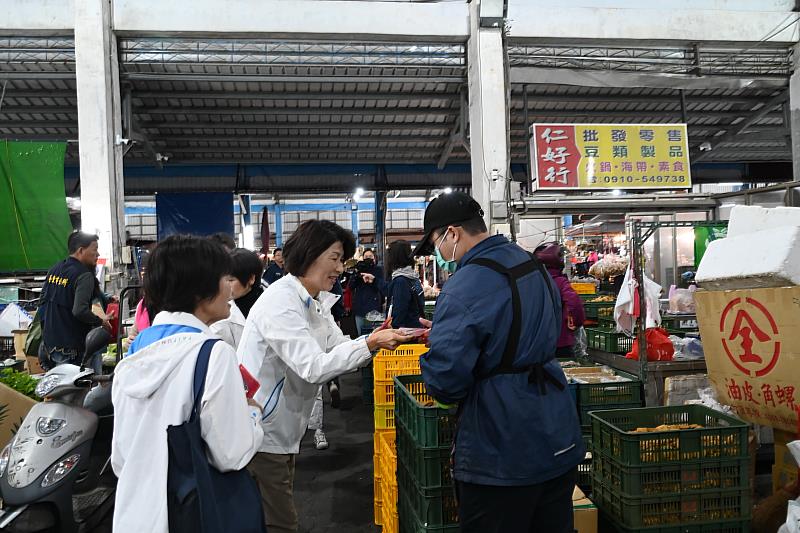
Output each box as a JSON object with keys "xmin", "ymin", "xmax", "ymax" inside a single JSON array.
[
  {"xmin": 211, "ymin": 248, "xmax": 265, "ymax": 349},
  {"xmin": 238, "ymin": 220, "xmax": 413, "ymax": 533},
  {"xmin": 112, "ymin": 236, "xmax": 264, "ymax": 533}
]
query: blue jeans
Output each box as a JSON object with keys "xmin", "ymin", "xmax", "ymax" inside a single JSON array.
[{"xmin": 40, "ymin": 343, "xmax": 102, "ymax": 375}]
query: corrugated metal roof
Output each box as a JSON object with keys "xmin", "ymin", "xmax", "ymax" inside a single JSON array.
[{"xmin": 0, "ymin": 37, "xmax": 791, "ymax": 168}]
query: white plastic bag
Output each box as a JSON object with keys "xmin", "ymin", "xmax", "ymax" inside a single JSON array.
[
  {"xmin": 572, "ymin": 327, "xmax": 588, "ymax": 359},
  {"xmin": 614, "ymin": 268, "xmax": 662, "ymax": 336}
]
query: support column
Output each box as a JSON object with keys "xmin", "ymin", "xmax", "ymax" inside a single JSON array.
[
  {"xmin": 374, "ymin": 191, "xmax": 387, "ymax": 267},
  {"xmin": 75, "ymin": 0, "xmax": 125, "ymax": 268},
  {"xmin": 239, "ymin": 194, "xmax": 254, "ymax": 249},
  {"xmin": 351, "ymin": 204, "xmax": 360, "ymax": 247},
  {"xmin": 790, "ymin": 44, "xmax": 800, "ymax": 181},
  {"xmin": 274, "ymin": 204, "xmax": 284, "ymax": 247},
  {"xmin": 467, "ymin": 0, "xmax": 511, "ymax": 231}
]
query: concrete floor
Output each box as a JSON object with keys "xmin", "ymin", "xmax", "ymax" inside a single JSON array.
[{"xmin": 295, "ymin": 371, "xmax": 380, "ymax": 533}]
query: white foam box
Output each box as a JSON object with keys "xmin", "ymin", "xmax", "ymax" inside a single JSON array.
[
  {"xmin": 727, "ymin": 205, "xmax": 800, "ymax": 238},
  {"xmin": 696, "ymin": 225, "xmax": 800, "ymax": 290}
]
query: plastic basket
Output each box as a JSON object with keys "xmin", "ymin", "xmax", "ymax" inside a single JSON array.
[
  {"xmin": 394, "ymin": 375, "xmax": 456, "ymax": 449},
  {"xmin": 375, "ymin": 497, "xmax": 383, "ymax": 527},
  {"xmin": 578, "ymin": 454, "xmax": 592, "ymax": 494},
  {"xmin": 375, "ymin": 403, "xmax": 397, "ymax": 430},
  {"xmin": 593, "ymin": 451, "xmax": 750, "ymax": 497},
  {"xmin": 607, "ymin": 517, "xmax": 750, "ymax": 533},
  {"xmin": 585, "ymin": 328, "xmax": 634, "ymax": 354},
  {"xmin": 580, "ymin": 403, "xmax": 645, "ymax": 435},
  {"xmin": 571, "ymin": 282, "xmax": 597, "ymax": 295},
  {"xmin": 576, "ymin": 370, "xmax": 642, "ymax": 409},
  {"xmin": 584, "ymin": 302, "xmax": 616, "ymax": 320},
  {"xmin": 397, "ymin": 421, "xmax": 452, "ymax": 489},
  {"xmin": 397, "ymin": 461, "xmax": 459, "ymax": 528},
  {"xmin": 593, "ymin": 481, "xmax": 749, "ymax": 529},
  {"xmin": 0, "ymin": 337, "xmax": 14, "ymax": 357},
  {"xmin": 380, "ymin": 431, "xmax": 399, "ymax": 531},
  {"xmin": 590, "ymin": 405, "xmax": 750, "ymax": 467},
  {"xmin": 398, "ymin": 492, "xmax": 460, "ymax": 533}
]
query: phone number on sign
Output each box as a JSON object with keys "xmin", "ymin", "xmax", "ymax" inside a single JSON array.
[{"xmin": 589, "ymin": 175, "xmax": 688, "ymax": 185}]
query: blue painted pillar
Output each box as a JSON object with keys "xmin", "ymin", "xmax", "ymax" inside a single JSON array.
[{"xmin": 274, "ymin": 204, "xmax": 284, "ymax": 247}]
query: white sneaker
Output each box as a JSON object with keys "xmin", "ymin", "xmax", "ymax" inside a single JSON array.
[{"xmin": 314, "ymin": 429, "xmax": 329, "ymax": 450}]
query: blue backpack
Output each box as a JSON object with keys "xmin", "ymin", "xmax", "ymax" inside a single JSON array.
[{"xmin": 166, "ymin": 338, "xmax": 266, "ymax": 533}]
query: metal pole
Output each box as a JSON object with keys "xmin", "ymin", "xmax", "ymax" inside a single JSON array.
[{"xmin": 633, "ymin": 222, "xmax": 649, "ymax": 399}]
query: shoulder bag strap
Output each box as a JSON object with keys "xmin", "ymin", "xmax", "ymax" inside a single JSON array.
[{"xmin": 190, "ymin": 338, "xmax": 221, "ymax": 422}]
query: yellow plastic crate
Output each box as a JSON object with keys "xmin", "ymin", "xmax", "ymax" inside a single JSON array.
[
  {"xmin": 373, "ymin": 345, "xmax": 426, "ymax": 384},
  {"xmin": 379, "ymin": 431, "xmax": 399, "ymax": 533},
  {"xmin": 571, "ymin": 282, "xmax": 597, "ymax": 295},
  {"xmin": 374, "ymin": 403, "xmax": 397, "ymax": 430},
  {"xmin": 374, "ymin": 498, "xmax": 382, "ymax": 527}
]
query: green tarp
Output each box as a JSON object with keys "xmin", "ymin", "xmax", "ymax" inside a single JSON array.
[{"xmin": 0, "ymin": 141, "xmax": 72, "ymax": 272}]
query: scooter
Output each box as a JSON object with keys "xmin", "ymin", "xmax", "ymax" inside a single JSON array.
[{"xmin": 0, "ymin": 327, "xmax": 115, "ymax": 533}]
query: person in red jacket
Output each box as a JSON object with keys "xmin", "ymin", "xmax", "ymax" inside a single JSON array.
[{"xmin": 534, "ymin": 242, "xmax": 586, "ymax": 357}]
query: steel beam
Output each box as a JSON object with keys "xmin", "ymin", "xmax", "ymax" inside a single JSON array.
[
  {"xmin": 121, "ymin": 73, "xmax": 465, "ymax": 84},
  {"xmin": 135, "ymin": 107, "xmax": 458, "ymax": 117},
  {"xmin": 692, "ymin": 90, "xmax": 790, "ymax": 162}
]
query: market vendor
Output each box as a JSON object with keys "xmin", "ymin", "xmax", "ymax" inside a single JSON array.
[{"xmin": 413, "ymin": 192, "xmax": 584, "ymax": 533}]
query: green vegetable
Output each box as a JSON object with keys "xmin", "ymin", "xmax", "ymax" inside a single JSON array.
[{"xmin": 0, "ymin": 369, "xmax": 42, "ymax": 401}]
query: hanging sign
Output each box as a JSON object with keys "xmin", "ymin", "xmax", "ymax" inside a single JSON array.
[{"xmin": 530, "ymin": 123, "xmax": 691, "ymax": 191}]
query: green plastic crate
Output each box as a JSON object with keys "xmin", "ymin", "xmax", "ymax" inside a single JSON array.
[
  {"xmin": 585, "ymin": 328, "xmax": 634, "ymax": 354},
  {"xmin": 584, "ymin": 301, "xmax": 616, "ymax": 320},
  {"xmin": 397, "ymin": 421, "xmax": 452, "ymax": 489},
  {"xmin": 590, "ymin": 405, "xmax": 750, "ymax": 467},
  {"xmin": 606, "ymin": 517, "xmax": 749, "ymax": 533},
  {"xmin": 576, "ymin": 369, "xmax": 642, "ymax": 409},
  {"xmin": 593, "ymin": 481, "xmax": 749, "ymax": 530},
  {"xmin": 580, "ymin": 402, "xmax": 645, "ymax": 435},
  {"xmin": 394, "ymin": 375, "xmax": 456, "ymax": 449},
  {"xmin": 661, "ymin": 315, "xmax": 699, "ymax": 330},
  {"xmin": 398, "ymin": 492, "xmax": 459, "ymax": 533},
  {"xmin": 577, "ymin": 454, "xmax": 592, "ymax": 494},
  {"xmin": 398, "ymin": 460, "xmax": 459, "ymax": 528},
  {"xmin": 592, "ymin": 452, "xmax": 750, "ymax": 497}
]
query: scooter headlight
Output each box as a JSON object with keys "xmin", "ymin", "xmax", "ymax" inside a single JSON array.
[
  {"xmin": 0, "ymin": 445, "xmax": 10, "ymax": 477},
  {"xmin": 41, "ymin": 454, "xmax": 80, "ymax": 488},
  {"xmin": 35, "ymin": 375, "xmax": 61, "ymax": 398},
  {"xmin": 36, "ymin": 417, "xmax": 66, "ymax": 437}
]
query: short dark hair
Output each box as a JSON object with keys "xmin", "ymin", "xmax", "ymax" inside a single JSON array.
[
  {"xmin": 207, "ymin": 232, "xmax": 236, "ymax": 251},
  {"xmin": 434, "ymin": 216, "xmax": 488, "ymax": 241},
  {"xmin": 273, "ymin": 248, "xmax": 282, "ymax": 254},
  {"xmin": 363, "ymin": 248, "xmax": 375, "ymax": 257},
  {"xmin": 67, "ymin": 231, "xmax": 99, "ymax": 254},
  {"xmin": 230, "ymin": 248, "xmax": 264, "ymax": 286},
  {"xmin": 145, "ymin": 235, "xmax": 233, "ymax": 314},
  {"xmin": 386, "ymin": 240, "xmax": 414, "ymax": 273},
  {"xmin": 283, "ymin": 220, "xmax": 356, "ymax": 277}
]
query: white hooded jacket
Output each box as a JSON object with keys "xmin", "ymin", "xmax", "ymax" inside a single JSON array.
[
  {"xmin": 111, "ymin": 311, "xmax": 264, "ymax": 533},
  {"xmin": 237, "ymin": 274, "xmax": 372, "ymax": 454},
  {"xmin": 210, "ymin": 300, "xmax": 247, "ymax": 349}
]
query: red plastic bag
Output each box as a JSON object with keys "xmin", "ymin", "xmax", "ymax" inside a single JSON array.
[{"xmin": 625, "ymin": 328, "xmax": 674, "ymax": 362}]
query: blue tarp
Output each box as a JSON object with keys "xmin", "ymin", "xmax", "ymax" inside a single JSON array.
[{"xmin": 156, "ymin": 192, "xmax": 234, "ymax": 240}]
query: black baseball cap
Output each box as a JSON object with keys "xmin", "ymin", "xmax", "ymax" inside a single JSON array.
[{"xmin": 413, "ymin": 192, "xmax": 485, "ymax": 256}]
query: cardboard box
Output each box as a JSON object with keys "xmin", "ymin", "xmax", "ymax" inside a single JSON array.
[
  {"xmin": 695, "ymin": 286, "xmax": 800, "ymax": 433},
  {"xmin": 573, "ymin": 486, "xmax": 597, "ymax": 533},
  {"xmin": 25, "ymin": 356, "xmax": 44, "ymax": 375},
  {"xmin": 0, "ymin": 382, "xmax": 37, "ymax": 448}
]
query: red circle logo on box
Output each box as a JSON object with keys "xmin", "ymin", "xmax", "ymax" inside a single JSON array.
[{"xmin": 719, "ymin": 297, "xmax": 781, "ymax": 378}]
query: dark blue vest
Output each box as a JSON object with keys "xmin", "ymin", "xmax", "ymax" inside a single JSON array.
[{"xmin": 41, "ymin": 257, "xmax": 95, "ymax": 352}]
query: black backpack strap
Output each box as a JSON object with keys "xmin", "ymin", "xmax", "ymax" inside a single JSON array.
[
  {"xmin": 466, "ymin": 255, "xmax": 564, "ymax": 394},
  {"xmin": 190, "ymin": 338, "xmax": 221, "ymax": 422}
]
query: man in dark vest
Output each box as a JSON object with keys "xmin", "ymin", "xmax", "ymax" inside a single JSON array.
[{"xmin": 39, "ymin": 231, "xmax": 111, "ymax": 370}]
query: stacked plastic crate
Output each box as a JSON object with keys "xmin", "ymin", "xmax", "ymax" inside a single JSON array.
[
  {"xmin": 563, "ymin": 365, "xmax": 644, "ymax": 493},
  {"xmin": 372, "ymin": 345, "xmax": 426, "ymax": 531},
  {"xmin": 394, "ymin": 375, "xmax": 458, "ymax": 533},
  {"xmin": 589, "ymin": 405, "xmax": 751, "ymax": 532}
]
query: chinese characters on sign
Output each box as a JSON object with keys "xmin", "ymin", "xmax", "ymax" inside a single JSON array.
[
  {"xmin": 530, "ymin": 123, "xmax": 692, "ymax": 191},
  {"xmin": 695, "ymin": 287, "xmax": 800, "ymax": 434}
]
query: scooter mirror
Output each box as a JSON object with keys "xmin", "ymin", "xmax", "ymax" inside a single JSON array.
[{"xmin": 81, "ymin": 327, "xmax": 112, "ymax": 369}]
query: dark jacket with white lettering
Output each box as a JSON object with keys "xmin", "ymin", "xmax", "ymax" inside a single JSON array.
[
  {"xmin": 40, "ymin": 257, "xmax": 102, "ymax": 352},
  {"xmin": 420, "ymin": 235, "xmax": 584, "ymax": 486}
]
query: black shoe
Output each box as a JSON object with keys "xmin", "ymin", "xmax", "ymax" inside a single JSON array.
[{"xmin": 329, "ymin": 381, "xmax": 341, "ymax": 408}]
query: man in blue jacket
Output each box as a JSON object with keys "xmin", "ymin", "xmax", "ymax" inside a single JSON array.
[
  {"xmin": 413, "ymin": 192, "xmax": 584, "ymax": 533},
  {"xmin": 261, "ymin": 248, "xmax": 285, "ymax": 287}
]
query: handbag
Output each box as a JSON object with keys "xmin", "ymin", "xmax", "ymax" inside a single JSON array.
[{"xmin": 166, "ymin": 338, "xmax": 266, "ymax": 533}]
